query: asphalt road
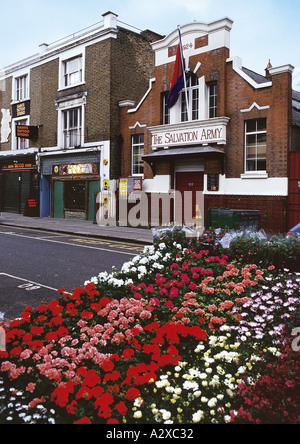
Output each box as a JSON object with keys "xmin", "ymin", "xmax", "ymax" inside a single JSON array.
[{"xmin": 0, "ymin": 226, "xmax": 145, "ymax": 320}]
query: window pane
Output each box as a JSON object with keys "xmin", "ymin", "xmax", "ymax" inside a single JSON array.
[
  {"xmin": 245, "ymin": 119, "xmax": 267, "ymax": 171},
  {"xmin": 246, "ymin": 120, "xmax": 257, "ymax": 133},
  {"xmin": 132, "ymin": 134, "xmax": 144, "ymax": 175},
  {"xmin": 257, "ymin": 159, "xmax": 266, "ymax": 170},
  {"xmin": 257, "ymin": 118, "xmax": 266, "ymax": 132},
  {"xmin": 247, "ymin": 160, "xmax": 256, "ymax": 171}
]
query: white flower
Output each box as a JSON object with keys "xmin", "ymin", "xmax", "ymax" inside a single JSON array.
[
  {"xmin": 192, "ymin": 410, "xmax": 204, "ymax": 423},
  {"xmin": 208, "ymin": 398, "xmax": 218, "ymax": 408},
  {"xmin": 133, "ymin": 411, "xmax": 143, "ymax": 419},
  {"xmin": 183, "ymin": 381, "xmax": 199, "ymax": 391},
  {"xmin": 160, "ymin": 409, "xmax": 171, "ymax": 421},
  {"xmin": 194, "ymin": 344, "xmax": 205, "ymax": 353}
]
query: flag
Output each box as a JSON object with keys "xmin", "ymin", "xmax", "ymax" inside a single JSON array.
[{"xmin": 167, "ymin": 30, "xmax": 185, "ymax": 109}]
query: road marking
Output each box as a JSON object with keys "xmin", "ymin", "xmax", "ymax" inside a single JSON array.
[
  {"xmin": 0, "ymin": 231, "xmax": 141, "ymax": 256},
  {"xmin": 0, "ymin": 273, "xmax": 58, "ymax": 292}
]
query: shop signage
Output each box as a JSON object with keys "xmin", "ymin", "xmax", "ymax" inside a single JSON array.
[
  {"xmin": 103, "ymin": 180, "xmax": 110, "ymax": 191},
  {"xmin": 24, "ymin": 198, "xmax": 39, "ymax": 217},
  {"xmin": 119, "ymin": 179, "xmax": 128, "ymax": 197},
  {"xmin": 16, "ymin": 125, "xmax": 38, "ymax": 140},
  {"xmin": 53, "ymin": 163, "xmax": 99, "ymax": 176},
  {"xmin": 150, "ymin": 119, "xmax": 229, "ymax": 148},
  {"xmin": 119, "ymin": 177, "xmax": 143, "ymax": 197},
  {"xmin": 2, "ymin": 162, "xmax": 37, "ymax": 171},
  {"xmin": 12, "ymin": 100, "xmax": 30, "ymax": 118}
]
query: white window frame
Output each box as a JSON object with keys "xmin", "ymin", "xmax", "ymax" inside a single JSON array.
[
  {"xmin": 180, "ymin": 74, "xmax": 200, "ymax": 122},
  {"xmin": 132, "ymin": 134, "xmax": 144, "ymax": 176},
  {"xmin": 63, "ymin": 107, "xmax": 82, "ymax": 149},
  {"xmin": 59, "ymin": 52, "xmax": 85, "ymax": 90},
  {"xmin": 162, "ymin": 92, "xmax": 170, "ymax": 125},
  {"xmin": 12, "ymin": 117, "xmax": 30, "ymax": 150},
  {"xmin": 12, "ymin": 72, "xmax": 30, "ymax": 103},
  {"xmin": 56, "ymin": 95, "xmax": 86, "ymax": 149},
  {"xmin": 208, "ymin": 83, "xmax": 218, "ymax": 118},
  {"xmin": 244, "ymin": 119, "xmax": 267, "ymax": 173}
]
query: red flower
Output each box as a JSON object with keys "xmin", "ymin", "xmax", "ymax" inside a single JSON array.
[
  {"xmin": 30, "ymin": 326, "xmax": 44, "ymax": 336},
  {"xmin": 66, "ymin": 400, "xmax": 77, "ymax": 415},
  {"xmin": 85, "ymin": 282, "xmax": 96, "ymax": 292},
  {"xmin": 81, "ymin": 311, "xmax": 94, "ymax": 320},
  {"xmin": 82, "ymin": 370, "xmax": 101, "ymax": 388},
  {"xmin": 125, "ymin": 388, "xmax": 140, "ymax": 402},
  {"xmin": 123, "ymin": 348, "xmax": 135, "ymax": 360},
  {"xmin": 75, "ymin": 387, "xmax": 93, "ymax": 400},
  {"xmin": 103, "ymin": 371, "xmax": 122, "ymax": 382},
  {"xmin": 99, "ymin": 297, "xmax": 111, "ymax": 309},
  {"xmin": 91, "ymin": 386, "xmax": 105, "ymax": 398},
  {"xmin": 36, "ymin": 305, "xmax": 48, "ymax": 313},
  {"xmin": 102, "ymin": 360, "xmax": 114, "ymax": 373},
  {"xmin": 115, "ymin": 401, "xmax": 128, "ymax": 416},
  {"xmin": 48, "ymin": 316, "xmax": 64, "ymax": 327},
  {"xmin": 51, "ymin": 381, "xmax": 74, "ymax": 408},
  {"xmin": 74, "ymin": 417, "xmax": 92, "ymax": 424},
  {"xmin": 169, "ymin": 287, "xmax": 179, "ymax": 299},
  {"xmin": 107, "ymin": 419, "xmax": 120, "ymax": 424}
]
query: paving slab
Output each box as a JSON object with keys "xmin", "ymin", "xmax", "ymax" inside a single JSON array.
[{"xmin": 0, "ymin": 212, "xmax": 153, "ymax": 245}]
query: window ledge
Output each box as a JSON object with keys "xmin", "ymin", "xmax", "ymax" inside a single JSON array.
[
  {"xmin": 241, "ymin": 171, "xmax": 268, "ymax": 179},
  {"xmin": 57, "ymin": 81, "xmax": 86, "ymax": 92}
]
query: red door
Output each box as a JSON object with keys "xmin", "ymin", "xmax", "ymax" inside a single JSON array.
[
  {"xmin": 175, "ymin": 172, "xmax": 204, "ymax": 225},
  {"xmin": 288, "ymin": 152, "xmax": 300, "ymax": 229}
]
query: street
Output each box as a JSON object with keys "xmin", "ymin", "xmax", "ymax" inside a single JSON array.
[{"xmin": 0, "ymin": 225, "xmax": 144, "ymax": 320}]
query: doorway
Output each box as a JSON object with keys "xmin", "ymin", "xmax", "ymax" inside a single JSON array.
[{"xmin": 175, "ymin": 171, "xmax": 204, "ymax": 224}]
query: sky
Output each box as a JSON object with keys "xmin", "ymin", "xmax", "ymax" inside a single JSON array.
[{"xmin": 0, "ymin": 0, "xmax": 299, "ymax": 90}]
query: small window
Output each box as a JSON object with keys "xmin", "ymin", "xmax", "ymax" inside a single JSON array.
[
  {"xmin": 245, "ymin": 119, "xmax": 267, "ymax": 172},
  {"xmin": 63, "ymin": 108, "xmax": 82, "ymax": 148},
  {"xmin": 181, "ymin": 74, "xmax": 199, "ymax": 122},
  {"xmin": 63, "ymin": 56, "xmax": 83, "ymax": 87},
  {"xmin": 162, "ymin": 92, "xmax": 170, "ymax": 125},
  {"xmin": 16, "ymin": 119, "xmax": 29, "ymax": 150},
  {"xmin": 15, "ymin": 75, "xmax": 28, "ymax": 101},
  {"xmin": 132, "ymin": 134, "xmax": 144, "ymax": 175},
  {"xmin": 209, "ymin": 83, "xmax": 218, "ymax": 118}
]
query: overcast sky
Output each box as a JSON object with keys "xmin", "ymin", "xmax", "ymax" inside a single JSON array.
[{"xmin": 0, "ymin": 0, "xmax": 299, "ymax": 90}]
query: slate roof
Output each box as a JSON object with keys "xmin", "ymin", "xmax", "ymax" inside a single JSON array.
[
  {"xmin": 241, "ymin": 67, "xmax": 269, "ymax": 84},
  {"xmin": 292, "ymin": 89, "xmax": 300, "ymax": 126}
]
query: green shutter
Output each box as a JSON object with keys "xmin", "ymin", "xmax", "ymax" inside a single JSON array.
[
  {"xmin": 53, "ymin": 181, "xmax": 64, "ymax": 218},
  {"xmin": 88, "ymin": 181, "xmax": 100, "ymax": 221}
]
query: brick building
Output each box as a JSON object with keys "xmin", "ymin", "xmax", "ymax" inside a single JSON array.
[
  {"xmin": 0, "ymin": 12, "xmax": 162, "ymax": 219},
  {"xmin": 119, "ymin": 18, "xmax": 300, "ymax": 232}
]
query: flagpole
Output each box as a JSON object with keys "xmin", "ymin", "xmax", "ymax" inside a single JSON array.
[{"xmin": 178, "ymin": 26, "xmax": 191, "ymax": 121}]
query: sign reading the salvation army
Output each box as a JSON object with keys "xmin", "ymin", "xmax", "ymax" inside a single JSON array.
[{"xmin": 149, "ymin": 118, "xmax": 229, "ymax": 148}]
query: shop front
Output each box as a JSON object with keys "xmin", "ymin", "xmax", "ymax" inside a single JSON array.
[
  {"xmin": 0, "ymin": 152, "xmax": 39, "ymax": 216},
  {"xmin": 39, "ymin": 151, "xmax": 101, "ymax": 221}
]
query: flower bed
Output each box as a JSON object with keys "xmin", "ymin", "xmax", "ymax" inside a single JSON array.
[{"xmin": 0, "ymin": 230, "xmax": 299, "ymax": 424}]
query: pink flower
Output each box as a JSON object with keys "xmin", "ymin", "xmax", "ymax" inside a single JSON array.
[{"xmin": 26, "ymin": 382, "xmax": 36, "ymax": 393}]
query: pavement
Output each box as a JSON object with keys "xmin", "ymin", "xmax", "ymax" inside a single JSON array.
[{"xmin": 0, "ymin": 212, "xmax": 154, "ymax": 245}]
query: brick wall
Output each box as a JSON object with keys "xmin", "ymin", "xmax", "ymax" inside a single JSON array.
[
  {"xmin": 205, "ymin": 194, "xmax": 288, "ymax": 233},
  {"xmin": 30, "ymin": 59, "xmax": 59, "ymax": 148},
  {"xmin": 225, "ymin": 62, "xmax": 293, "ymax": 178},
  {"xmin": 0, "ymin": 75, "xmax": 12, "ymax": 151}
]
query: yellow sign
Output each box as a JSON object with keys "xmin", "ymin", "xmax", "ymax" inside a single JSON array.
[
  {"xmin": 119, "ymin": 179, "xmax": 128, "ymax": 196},
  {"xmin": 103, "ymin": 180, "xmax": 110, "ymax": 190}
]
